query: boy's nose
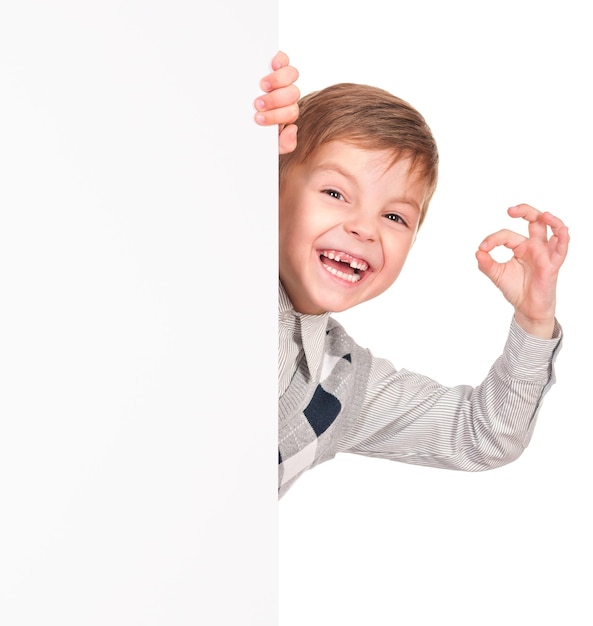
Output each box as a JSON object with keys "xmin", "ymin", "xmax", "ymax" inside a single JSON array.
[{"xmin": 344, "ymin": 213, "xmax": 376, "ymax": 242}]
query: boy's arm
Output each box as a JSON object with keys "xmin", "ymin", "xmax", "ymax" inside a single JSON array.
[
  {"xmin": 339, "ymin": 321, "xmax": 562, "ymax": 471},
  {"xmin": 339, "ymin": 204, "xmax": 568, "ymax": 470},
  {"xmin": 254, "ymin": 51, "xmax": 300, "ymax": 154},
  {"xmin": 476, "ymin": 204, "xmax": 570, "ymax": 338}
]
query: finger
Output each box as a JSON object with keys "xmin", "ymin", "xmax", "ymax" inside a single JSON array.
[
  {"xmin": 475, "ymin": 249, "xmax": 506, "ymax": 286},
  {"xmin": 510, "ymin": 205, "xmax": 570, "ymax": 246},
  {"xmin": 549, "ymin": 224, "xmax": 570, "ymax": 265},
  {"xmin": 271, "ymin": 50, "xmax": 290, "ymax": 71},
  {"xmin": 260, "ymin": 64, "xmax": 300, "ymax": 93},
  {"xmin": 538, "ymin": 211, "xmax": 569, "ymax": 255},
  {"xmin": 507, "ymin": 203, "xmax": 541, "ymax": 221},
  {"xmin": 254, "ymin": 84, "xmax": 300, "ymax": 113},
  {"xmin": 479, "ymin": 229, "xmax": 526, "ymax": 253},
  {"xmin": 254, "ymin": 103, "xmax": 299, "ymax": 127},
  {"xmin": 279, "ymin": 124, "xmax": 298, "ymax": 155},
  {"xmin": 540, "ymin": 211, "xmax": 567, "ymax": 235},
  {"xmin": 508, "ymin": 204, "xmax": 549, "ymax": 241}
]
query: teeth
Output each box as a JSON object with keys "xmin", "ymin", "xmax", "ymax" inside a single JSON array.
[
  {"xmin": 320, "ymin": 250, "xmax": 369, "ymax": 272},
  {"xmin": 321, "ymin": 262, "xmax": 363, "ymax": 283}
]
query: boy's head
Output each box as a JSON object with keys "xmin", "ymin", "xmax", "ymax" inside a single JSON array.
[{"xmin": 279, "ymin": 83, "xmax": 439, "ymax": 315}]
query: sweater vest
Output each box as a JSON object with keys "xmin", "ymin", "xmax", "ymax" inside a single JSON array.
[{"xmin": 278, "ymin": 317, "xmax": 372, "ymax": 498}]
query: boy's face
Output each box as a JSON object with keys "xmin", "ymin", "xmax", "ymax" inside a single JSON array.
[{"xmin": 279, "ymin": 141, "xmax": 428, "ymax": 314}]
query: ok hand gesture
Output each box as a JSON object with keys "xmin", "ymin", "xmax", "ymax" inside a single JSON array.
[{"xmin": 476, "ymin": 204, "xmax": 570, "ymax": 338}]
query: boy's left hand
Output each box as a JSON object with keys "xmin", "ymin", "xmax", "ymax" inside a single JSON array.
[{"xmin": 476, "ymin": 204, "xmax": 570, "ymax": 339}]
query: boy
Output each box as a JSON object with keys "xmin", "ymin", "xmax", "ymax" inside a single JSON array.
[{"xmin": 255, "ymin": 53, "xmax": 569, "ymax": 498}]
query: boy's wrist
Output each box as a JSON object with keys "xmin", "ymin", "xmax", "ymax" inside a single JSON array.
[
  {"xmin": 513, "ymin": 312, "xmax": 556, "ymax": 339},
  {"xmin": 504, "ymin": 316, "xmax": 562, "ymax": 382}
]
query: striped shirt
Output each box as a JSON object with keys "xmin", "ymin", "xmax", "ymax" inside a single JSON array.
[{"xmin": 278, "ymin": 282, "xmax": 562, "ymax": 485}]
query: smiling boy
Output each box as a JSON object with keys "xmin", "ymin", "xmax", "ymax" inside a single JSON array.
[{"xmin": 256, "ymin": 53, "xmax": 569, "ymax": 497}]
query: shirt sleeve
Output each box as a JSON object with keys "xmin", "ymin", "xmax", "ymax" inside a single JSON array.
[{"xmin": 336, "ymin": 317, "xmax": 563, "ymax": 471}]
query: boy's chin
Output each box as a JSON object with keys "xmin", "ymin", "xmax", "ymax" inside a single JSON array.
[
  {"xmin": 308, "ymin": 294, "xmax": 374, "ymax": 315},
  {"xmin": 285, "ymin": 279, "xmax": 389, "ymax": 315}
]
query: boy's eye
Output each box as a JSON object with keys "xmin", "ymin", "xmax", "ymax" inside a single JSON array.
[
  {"xmin": 324, "ymin": 189, "xmax": 344, "ymax": 201},
  {"xmin": 385, "ymin": 213, "xmax": 406, "ymax": 225}
]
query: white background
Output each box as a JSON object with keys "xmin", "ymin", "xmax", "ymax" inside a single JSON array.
[
  {"xmin": 1, "ymin": 2, "xmax": 278, "ymax": 624},
  {"xmin": 279, "ymin": 1, "xmax": 592, "ymax": 624}
]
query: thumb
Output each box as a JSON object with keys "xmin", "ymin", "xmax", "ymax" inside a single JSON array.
[
  {"xmin": 475, "ymin": 249, "xmax": 503, "ymax": 285},
  {"xmin": 279, "ymin": 124, "xmax": 298, "ymax": 155}
]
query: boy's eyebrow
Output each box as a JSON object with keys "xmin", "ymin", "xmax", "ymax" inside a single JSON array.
[
  {"xmin": 312, "ymin": 162, "xmax": 357, "ymax": 182},
  {"xmin": 313, "ymin": 162, "xmax": 422, "ymax": 213}
]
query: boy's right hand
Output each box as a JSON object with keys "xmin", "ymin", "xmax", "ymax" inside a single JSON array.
[{"xmin": 254, "ymin": 51, "xmax": 300, "ymax": 154}]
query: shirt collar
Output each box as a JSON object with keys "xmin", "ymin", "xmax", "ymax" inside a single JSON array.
[
  {"xmin": 278, "ymin": 281, "xmax": 330, "ymax": 381},
  {"xmin": 278, "ymin": 280, "xmax": 295, "ymax": 320}
]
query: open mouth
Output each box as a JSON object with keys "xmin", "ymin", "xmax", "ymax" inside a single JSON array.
[{"xmin": 319, "ymin": 250, "xmax": 370, "ymax": 284}]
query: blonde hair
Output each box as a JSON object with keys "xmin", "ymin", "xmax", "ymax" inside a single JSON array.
[{"xmin": 279, "ymin": 83, "xmax": 439, "ymax": 226}]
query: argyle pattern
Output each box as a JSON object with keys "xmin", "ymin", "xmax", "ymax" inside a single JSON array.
[{"xmin": 278, "ymin": 318, "xmax": 372, "ymax": 497}]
